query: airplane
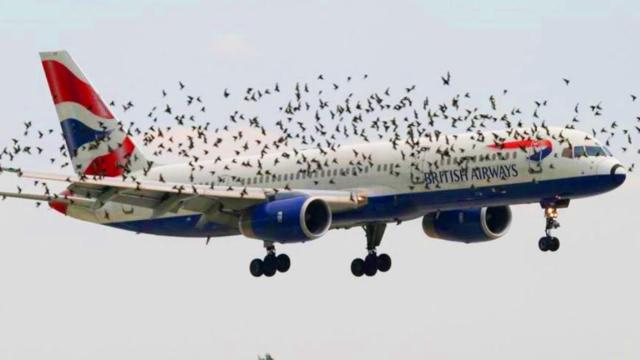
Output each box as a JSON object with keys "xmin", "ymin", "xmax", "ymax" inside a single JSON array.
[{"xmin": 0, "ymin": 50, "xmax": 627, "ymax": 278}]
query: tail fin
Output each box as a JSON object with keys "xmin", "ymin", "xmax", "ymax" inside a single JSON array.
[{"xmin": 40, "ymin": 50, "xmax": 147, "ymax": 177}]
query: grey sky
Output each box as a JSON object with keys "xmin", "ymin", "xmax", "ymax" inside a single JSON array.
[{"xmin": 0, "ymin": 1, "xmax": 639, "ymax": 359}]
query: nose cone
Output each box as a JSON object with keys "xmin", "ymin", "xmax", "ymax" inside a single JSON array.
[{"xmin": 610, "ymin": 164, "xmax": 627, "ymax": 187}]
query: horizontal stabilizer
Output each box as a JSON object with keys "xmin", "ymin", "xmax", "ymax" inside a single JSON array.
[{"xmin": 0, "ymin": 191, "xmax": 94, "ymax": 206}]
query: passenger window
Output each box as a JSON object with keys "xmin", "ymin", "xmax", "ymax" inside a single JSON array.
[
  {"xmin": 383, "ymin": 164, "xmax": 387, "ymax": 171},
  {"xmin": 561, "ymin": 147, "xmax": 573, "ymax": 158}
]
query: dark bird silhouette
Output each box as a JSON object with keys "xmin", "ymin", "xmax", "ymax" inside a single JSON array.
[{"xmin": 441, "ymin": 71, "xmax": 451, "ymax": 86}]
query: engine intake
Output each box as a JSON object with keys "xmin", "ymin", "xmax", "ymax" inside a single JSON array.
[
  {"xmin": 239, "ymin": 196, "xmax": 332, "ymax": 243},
  {"xmin": 422, "ymin": 206, "xmax": 512, "ymax": 243}
]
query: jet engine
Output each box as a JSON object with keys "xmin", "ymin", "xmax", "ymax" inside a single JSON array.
[
  {"xmin": 239, "ymin": 196, "xmax": 332, "ymax": 243},
  {"xmin": 422, "ymin": 206, "xmax": 512, "ymax": 243}
]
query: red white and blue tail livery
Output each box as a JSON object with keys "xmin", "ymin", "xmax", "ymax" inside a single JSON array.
[
  {"xmin": 0, "ymin": 50, "xmax": 628, "ymax": 277},
  {"xmin": 40, "ymin": 51, "xmax": 147, "ymax": 177}
]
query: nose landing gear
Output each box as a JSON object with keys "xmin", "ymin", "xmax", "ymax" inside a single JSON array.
[{"xmin": 538, "ymin": 207, "xmax": 560, "ymax": 252}]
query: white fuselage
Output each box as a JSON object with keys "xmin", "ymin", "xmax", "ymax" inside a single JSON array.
[{"xmin": 63, "ymin": 127, "xmax": 626, "ymax": 235}]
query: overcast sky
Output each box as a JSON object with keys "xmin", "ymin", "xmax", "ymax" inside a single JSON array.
[{"xmin": 1, "ymin": 1, "xmax": 639, "ymax": 359}]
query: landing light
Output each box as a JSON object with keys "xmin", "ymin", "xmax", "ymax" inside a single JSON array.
[{"xmin": 544, "ymin": 207, "xmax": 558, "ymax": 218}]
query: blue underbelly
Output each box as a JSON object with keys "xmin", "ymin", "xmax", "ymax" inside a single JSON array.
[
  {"xmin": 104, "ymin": 175, "xmax": 616, "ymax": 237},
  {"xmin": 105, "ymin": 214, "xmax": 240, "ymax": 237},
  {"xmin": 333, "ymin": 174, "xmax": 616, "ymax": 225}
]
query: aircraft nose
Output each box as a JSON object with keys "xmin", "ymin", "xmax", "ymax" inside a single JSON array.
[{"xmin": 610, "ymin": 164, "xmax": 627, "ymax": 187}]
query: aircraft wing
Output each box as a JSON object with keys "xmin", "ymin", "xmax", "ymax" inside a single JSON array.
[{"xmin": 18, "ymin": 171, "xmax": 368, "ymax": 221}]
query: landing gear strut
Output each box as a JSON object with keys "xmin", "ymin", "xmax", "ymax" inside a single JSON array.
[
  {"xmin": 538, "ymin": 207, "xmax": 560, "ymax": 252},
  {"xmin": 351, "ymin": 222, "xmax": 392, "ymax": 277},
  {"xmin": 249, "ymin": 242, "xmax": 291, "ymax": 277}
]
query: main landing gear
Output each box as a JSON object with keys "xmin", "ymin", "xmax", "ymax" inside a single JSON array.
[
  {"xmin": 538, "ymin": 206, "xmax": 560, "ymax": 252},
  {"xmin": 351, "ymin": 222, "xmax": 392, "ymax": 277},
  {"xmin": 249, "ymin": 242, "xmax": 291, "ymax": 277}
]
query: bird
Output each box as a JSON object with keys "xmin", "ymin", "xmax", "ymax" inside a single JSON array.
[{"xmin": 441, "ymin": 71, "xmax": 451, "ymax": 86}]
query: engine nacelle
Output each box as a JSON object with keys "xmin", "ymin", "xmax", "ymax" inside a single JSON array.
[
  {"xmin": 422, "ymin": 206, "xmax": 512, "ymax": 243},
  {"xmin": 239, "ymin": 196, "xmax": 332, "ymax": 243}
]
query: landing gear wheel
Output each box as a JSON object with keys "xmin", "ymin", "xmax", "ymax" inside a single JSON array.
[
  {"xmin": 249, "ymin": 258, "xmax": 263, "ymax": 277},
  {"xmin": 262, "ymin": 254, "xmax": 277, "ymax": 277},
  {"xmin": 538, "ymin": 237, "xmax": 550, "ymax": 252},
  {"xmin": 276, "ymin": 253, "xmax": 291, "ymax": 273},
  {"xmin": 351, "ymin": 258, "xmax": 364, "ymax": 277},
  {"xmin": 353, "ymin": 222, "xmax": 389, "ymax": 277},
  {"xmin": 549, "ymin": 237, "xmax": 560, "ymax": 252},
  {"xmin": 377, "ymin": 253, "xmax": 392, "ymax": 272},
  {"xmin": 364, "ymin": 253, "xmax": 378, "ymax": 277}
]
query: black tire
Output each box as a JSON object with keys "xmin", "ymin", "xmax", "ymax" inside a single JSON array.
[
  {"xmin": 351, "ymin": 258, "xmax": 364, "ymax": 277},
  {"xmin": 364, "ymin": 254, "xmax": 378, "ymax": 277},
  {"xmin": 263, "ymin": 254, "xmax": 277, "ymax": 277},
  {"xmin": 538, "ymin": 237, "xmax": 549, "ymax": 252},
  {"xmin": 276, "ymin": 253, "xmax": 291, "ymax": 273},
  {"xmin": 249, "ymin": 258, "xmax": 263, "ymax": 277},
  {"xmin": 549, "ymin": 237, "xmax": 560, "ymax": 252},
  {"xmin": 377, "ymin": 253, "xmax": 392, "ymax": 272}
]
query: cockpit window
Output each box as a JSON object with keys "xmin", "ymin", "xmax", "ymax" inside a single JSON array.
[
  {"xmin": 585, "ymin": 146, "xmax": 607, "ymax": 157},
  {"xmin": 562, "ymin": 145, "xmax": 610, "ymax": 159}
]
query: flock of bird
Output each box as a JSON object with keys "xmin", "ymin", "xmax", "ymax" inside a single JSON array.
[{"xmin": 2, "ymin": 71, "xmax": 640, "ymax": 209}]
